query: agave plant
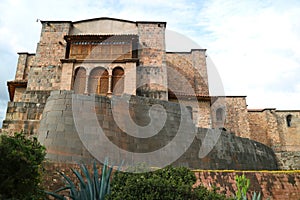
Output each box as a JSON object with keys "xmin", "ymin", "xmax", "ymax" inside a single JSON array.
[
  {"xmin": 46, "ymin": 158, "xmax": 121, "ymax": 200},
  {"xmin": 251, "ymin": 192, "xmax": 261, "ymax": 200}
]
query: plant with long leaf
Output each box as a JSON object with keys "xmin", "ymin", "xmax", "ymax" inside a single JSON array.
[
  {"xmin": 235, "ymin": 174, "xmax": 250, "ymax": 200},
  {"xmin": 46, "ymin": 158, "xmax": 122, "ymax": 200},
  {"xmin": 234, "ymin": 174, "xmax": 263, "ymax": 200},
  {"xmin": 251, "ymin": 191, "xmax": 261, "ymax": 200}
]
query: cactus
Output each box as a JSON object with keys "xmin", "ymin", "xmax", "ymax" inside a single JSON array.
[{"xmin": 235, "ymin": 174, "xmax": 250, "ymax": 200}]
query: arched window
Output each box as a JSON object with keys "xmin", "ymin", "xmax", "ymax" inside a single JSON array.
[
  {"xmin": 73, "ymin": 67, "xmax": 86, "ymax": 94},
  {"xmin": 286, "ymin": 114, "xmax": 292, "ymax": 127},
  {"xmin": 216, "ymin": 108, "xmax": 224, "ymax": 122},
  {"xmin": 112, "ymin": 67, "xmax": 124, "ymax": 95},
  {"xmin": 88, "ymin": 67, "xmax": 109, "ymax": 94}
]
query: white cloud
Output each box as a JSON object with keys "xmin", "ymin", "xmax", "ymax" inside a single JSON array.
[
  {"xmin": 0, "ymin": 0, "xmax": 300, "ymax": 125},
  {"xmin": 193, "ymin": 0, "xmax": 300, "ymax": 109}
]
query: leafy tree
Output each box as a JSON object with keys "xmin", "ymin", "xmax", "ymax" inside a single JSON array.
[{"xmin": 0, "ymin": 132, "xmax": 46, "ymax": 199}]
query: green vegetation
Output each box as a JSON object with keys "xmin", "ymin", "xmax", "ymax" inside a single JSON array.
[
  {"xmin": 46, "ymin": 159, "xmax": 120, "ymax": 200},
  {"xmin": 234, "ymin": 174, "xmax": 261, "ymax": 200},
  {"xmin": 106, "ymin": 165, "xmax": 229, "ymax": 200},
  {"xmin": 0, "ymin": 132, "xmax": 46, "ymax": 200},
  {"xmin": 235, "ymin": 174, "xmax": 250, "ymax": 200}
]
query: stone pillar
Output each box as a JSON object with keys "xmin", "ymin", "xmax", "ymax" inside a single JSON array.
[
  {"xmin": 124, "ymin": 62, "xmax": 136, "ymax": 95},
  {"xmin": 60, "ymin": 61, "xmax": 75, "ymax": 90},
  {"xmin": 108, "ymin": 75, "xmax": 112, "ymax": 95}
]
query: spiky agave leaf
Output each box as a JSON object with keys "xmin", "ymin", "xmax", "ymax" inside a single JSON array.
[
  {"xmin": 46, "ymin": 158, "xmax": 122, "ymax": 200},
  {"xmin": 80, "ymin": 163, "xmax": 94, "ymax": 199}
]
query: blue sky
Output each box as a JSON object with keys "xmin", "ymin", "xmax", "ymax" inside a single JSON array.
[{"xmin": 0, "ymin": 0, "xmax": 300, "ymax": 126}]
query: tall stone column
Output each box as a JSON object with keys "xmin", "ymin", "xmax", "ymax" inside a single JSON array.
[{"xmin": 108, "ymin": 73, "xmax": 112, "ymax": 95}]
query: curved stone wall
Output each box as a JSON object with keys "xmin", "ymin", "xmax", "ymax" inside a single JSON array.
[{"xmin": 38, "ymin": 90, "xmax": 278, "ymax": 170}]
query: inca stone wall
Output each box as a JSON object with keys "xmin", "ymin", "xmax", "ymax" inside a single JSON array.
[
  {"xmin": 38, "ymin": 90, "xmax": 278, "ymax": 170},
  {"xmin": 1, "ymin": 91, "xmax": 50, "ymax": 135},
  {"xmin": 194, "ymin": 171, "xmax": 300, "ymax": 200},
  {"xmin": 2, "ymin": 101, "xmax": 45, "ymax": 135}
]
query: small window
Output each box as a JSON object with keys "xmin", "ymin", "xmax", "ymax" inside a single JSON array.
[
  {"xmin": 186, "ymin": 106, "xmax": 193, "ymax": 120},
  {"xmin": 286, "ymin": 114, "xmax": 292, "ymax": 127},
  {"xmin": 216, "ymin": 108, "xmax": 224, "ymax": 121}
]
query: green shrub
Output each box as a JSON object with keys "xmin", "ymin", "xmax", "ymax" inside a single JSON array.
[
  {"xmin": 106, "ymin": 165, "xmax": 229, "ymax": 200},
  {"xmin": 0, "ymin": 132, "xmax": 46, "ymax": 199}
]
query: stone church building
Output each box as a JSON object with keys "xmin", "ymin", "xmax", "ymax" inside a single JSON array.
[{"xmin": 1, "ymin": 17, "xmax": 300, "ymax": 169}]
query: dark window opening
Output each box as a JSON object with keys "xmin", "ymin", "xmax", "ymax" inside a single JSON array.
[
  {"xmin": 112, "ymin": 67, "xmax": 124, "ymax": 95},
  {"xmin": 286, "ymin": 114, "xmax": 292, "ymax": 127}
]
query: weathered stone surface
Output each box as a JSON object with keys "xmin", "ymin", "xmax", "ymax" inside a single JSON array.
[
  {"xmin": 38, "ymin": 91, "xmax": 278, "ymax": 170},
  {"xmin": 194, "ymin": 171, "xmax": 300, "ymax": 200}
]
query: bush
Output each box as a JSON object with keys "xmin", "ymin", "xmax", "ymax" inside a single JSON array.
[
  {"xmin": 106, "ymin": 165, "xmax": 229, "ymax": 200},
  {"xmin": 0, "ymin": 132, "xmax": 46, "ymax": 199}
]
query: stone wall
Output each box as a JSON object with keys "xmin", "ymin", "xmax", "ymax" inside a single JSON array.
[
  {"xmin": 275, "ymin": 111, "xmax": 300, "ymax": 152},
  {"xmin": 194, "ymin": 171, "xmax": 300, "ymax": 200},
  {"xmin": 276, "ymin": 151, "xmax": 300, "ymax": 170},
  {"xmin": 136, "ymin": 23, "xmax": 168, "ymax": 100},
  {"xmin": 1, "ymin": 91, "xmax": 50, "ymax": 135},
  {"xmin": 27, "ymin": 65, "xmax": 62, "ymax": 91},
  {"xmin": 210, "ymin": 97, "xmax": 250, "ymax": 138},
  {"xmin": 166, "ymin": 50, "xmax": 209, "ymax": 96},
  {"xmin": 25, "ymin": 22, "xmax": 71, "ymax": 91},
  {"xmin": 248, "ymin": 109, "xmax": 300, "ymax": 153},
  {"xmin": 219, "ymin": 97, "xmax": 250, "ymax": 138},
  {"xmin": 34, "ymin": 22, "xmax": 71, "ymax": 66},
  {"xmin": 38, "ymin": 90, "xmax": 278, "ymax": 170},
  {"xmin": 2, "ymin": 102, "xmax": 45, "ymax": 135},
  {"xmin": 42, "ymin": 162, "xmax": 300, "ymax": 200}
]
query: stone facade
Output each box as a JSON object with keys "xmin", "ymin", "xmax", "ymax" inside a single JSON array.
[{"xmin": 1, "ymin": 17, "xmax": 300, "ymax": 169}]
